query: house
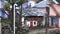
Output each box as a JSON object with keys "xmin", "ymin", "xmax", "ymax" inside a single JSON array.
[
  {"xmin": 22, "ymin": 0, "xmax": 60, "ymax": 28},
  {"xmin": 22, "ymin": 0, "xmax": 46, "ymax": 27},
  {"xmin": 22, "ymin": 8, "xmax": 45, "ymax": 27},
  {"xmin": 33, "ymin": 0, "xmax": 60, "ymax": 28},
  {"xmin": 34, "ymin": 0, "xmax": 60, "ymax": 28},
  {"xmin": 46, "ymin": 0, "xmax": 60, "ymax": 28}
]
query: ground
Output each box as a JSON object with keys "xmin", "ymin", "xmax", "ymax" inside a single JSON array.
[{"xmin": 28, "ymin": 28, "xmax": 59, "ymax": 34}]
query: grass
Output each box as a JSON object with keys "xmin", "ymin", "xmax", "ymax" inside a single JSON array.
[
  {"xmin": 37, "ymin": 32, "xmax": 47, "ymax": 34},
  {"xmin": 36, "ymin": 31, "xmax": 50, "ymax": 34},
  {"xmin": 36, "ymin": 29, "xmax": 60, "ymax": 34}
]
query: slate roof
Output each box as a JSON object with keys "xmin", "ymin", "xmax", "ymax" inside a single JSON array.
[
  {"xmin": 22, "ymin": 8, "xmax": 45, "ymax": 16},
  {"xmin": 33, "ymin": 1, "xmax": 47, "ymax": 7},
  {"xmin": 20, "ymin": 2, "xmax": 30, "ymax": 9}
]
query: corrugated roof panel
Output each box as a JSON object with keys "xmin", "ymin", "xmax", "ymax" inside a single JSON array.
[
  {"xmin": 33, "ymin": 1, "xmax": 47, "ymax": 7},
  {"xmin": 22, "ymin": 8, "xmax": 45, "ymax": 16}
]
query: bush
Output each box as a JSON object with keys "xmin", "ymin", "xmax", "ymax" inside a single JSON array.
[
  {"xmin": 50, "ymin": 29, "xmax": 60, "ymax": 34},
  {"xmin": 37, "ymin": 32, "xmax": 45, "ymax": 34}
]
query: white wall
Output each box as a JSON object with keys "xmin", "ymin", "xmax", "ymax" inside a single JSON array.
[
  {"xmin": 59, "ymin": 18, "xmax": 60, "ymax": 28},
  {"xmin": 29, "ymin": 0, "xmax": 36, "ymax": 7},
  {"xmin": 26, "ymin": 20, "xmax": 38, "ymax": 27},
  {"xmin": 33, "ymin": 21, "xmax": 37, "ymax": 26},
  {"xmin": 22, "ymin": 17, "xmax": 25, "ymax": 27},
  {"xmin": 26, "ymin": 20, "xmax": 30, "ymax": 27},
  {"xmin": 42, "ymin": 16, "xmax": 45, "ymax": 26}
]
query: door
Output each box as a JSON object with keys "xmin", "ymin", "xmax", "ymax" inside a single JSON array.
[{"xmin": 30, "ymin": 21, "xmax": 33, "ymax": 27}]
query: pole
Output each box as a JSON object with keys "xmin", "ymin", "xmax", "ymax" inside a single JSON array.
[
  {"xmin": 14, "ymin": 4, "xmax": 16, "ymax": 34},
  {"xmin": 45, "ymin": 7, "xmax": 49, "ymax": 34},
  {"xmin": 14, "ymin": 3, "xmax": 17, "ymax": 34},
  {"xmin": 0, "ymin": 17, "xmax": 1, "ymax": 34}
]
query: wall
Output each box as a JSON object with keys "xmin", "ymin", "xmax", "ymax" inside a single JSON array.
[
  {"xmin": 25, "ymin": 20, "xmax": 38, "ymax": 27},
  {"xmin": 59, "ymin": 18, "xmax": 60, "ymax": 28}
]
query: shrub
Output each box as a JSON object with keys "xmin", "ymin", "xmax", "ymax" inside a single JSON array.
[{"xmin": 50, "ymin": 29, "xmax": 60, "ymax": 34}]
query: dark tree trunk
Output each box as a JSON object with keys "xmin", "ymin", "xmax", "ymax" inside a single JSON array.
[
  {"xmin": 9, "ymin": 0, "xmax": 14, "ymax": 31},
  {"xmin": 19, "ymin": 4, "xmax": 22, "ymax": 26}
]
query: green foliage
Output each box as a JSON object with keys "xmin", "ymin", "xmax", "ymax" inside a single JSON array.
[
  {"xmin": 7, "ymin": 0, "xmax": 27, "ymax": 6},
  {"xmin": 3, "ymin": 3, "xmax": 10, "ymax": 10},
  {"xmin": 55, "ymin": 30, "xmax": 60, "ymax": 34},
  {"xmin": 17, "ymin": 31, "xmax": 27, "ymax": 34},
  {"xmin": 7, "ymin": 0, "xmax": 10, "ymax": 3},
  {"xmin": 56, "ymin": 0, "xmax": 60, "ymax": 3},
  {"xmin": 1, "ymin": 18, "xmax": 10, "ymax": 24},
  {"xmin": 16, "ymin": 0, "xmax": 27, "ymax": 6},
  {"xmin": 35, "ymin": 0, "xmax": 43, "ymax": 3},
  {"xmin": 50, "ymin": 30, "xmax": 60, "ymax": 34},
  {"xmin": 37, "ymin": 32, "xmax": 45, "ymax": 34}
]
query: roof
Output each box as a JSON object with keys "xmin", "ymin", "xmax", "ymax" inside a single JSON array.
[
  {"xmin": 33, "ymin": 1, "xmax": 47, "ymax": 7},
  {"xmin": 48, "ymin": 4, "xmax": 60, "ymax": 16},
  {"xmin": 22, "ymin": 8, "xmax": 45, "ymax": 16},
  {"xmin": 20, "ymin": 2, "xmax": 30, "ymax": 9},
  {"xmin": 47, "ymin": 0, "xmax": 59, "ymax": 4}
]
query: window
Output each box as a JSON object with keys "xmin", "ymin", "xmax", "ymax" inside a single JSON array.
[
  {"xmin": 34, "ymin": 21, "xmax": 36, "ymax": 24},
  {"xmin": 50, "ymin": 17, "xmax": 58, "ymax": 27}
]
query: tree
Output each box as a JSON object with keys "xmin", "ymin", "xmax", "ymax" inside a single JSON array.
[
  {"xmin": 56, "ymin": 0, "xmax": 60, "ymax": 3},
  {"xmin": 7, "ymin": 0, "xmax": 28, "ymax": 33},
  {"xmin": 16, "ymin": 0, "xmax": 28, "ymax": 6},
  {"xmin": 1, "ymin": 1, "xmax": 10, "ymax": 24},
  {"xmin": 3, "ymin": 2, "xmax": 10, "ymax": 11}
]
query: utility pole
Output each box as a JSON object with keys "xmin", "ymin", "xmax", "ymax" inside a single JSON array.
[
  {"xmin": 0, "ymin": 17, "xmax": 1, "ymax": 34},
  {"xmin": 45, "ymin": 7, "xmax": 49, "ymax": 34}
]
